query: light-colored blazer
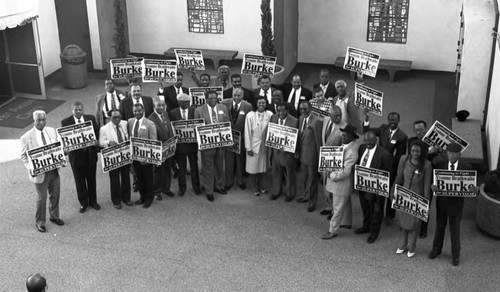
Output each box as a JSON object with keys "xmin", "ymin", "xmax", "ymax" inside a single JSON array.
[
  {"xmin": 20, "ymin": 127, "xmax": 60, "ymax": 184},
  {"xmin": 322, "ymin": 117, "xmax": 342, "ymax": 147},
  {"xmin": 127, "ymin": 117, "xmax": 157, "ymax": 141},
  {"xmin": 194, "ymin": 103, "xmax": 230, "ymax": 125},
  {"xmin": 244, "ymin": 110, "xmax": 273, "ymax": 154},
  {"xmin": 99, "ymin": 120, "xmax": 129, "ymax": 148},
  {"xmin": 325, "ymin": 141, "xmax": 359, "ymax": 196}
]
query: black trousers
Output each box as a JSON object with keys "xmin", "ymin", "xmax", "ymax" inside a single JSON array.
[
  {"xmin": 153, "ymin": 158, "xmax": 172, "ymax": 194},
  {"xmin": 133, "ymin": 162, "xmax": 154, "ymax": 203},
  {"xmin": 359, "ymin": 191, "xmax": 385, "ymax": 237},
  {"xmin": 420, "ymin": 194, "xmax": 434, "ymax": 234},
  {"xmin": 71, "ymin": 161, "xmax": 97, "ymax": 207},
  {"xmin": 177, "ymin": 152, "xmax": 200, "ymax": 192},
  {"xmin": 432, "ymin": 208, "xmax": 461, "ymax": 259},
  {"xmin": 108, "ymin": 165, "xmax": 131, "ymax": 204}
]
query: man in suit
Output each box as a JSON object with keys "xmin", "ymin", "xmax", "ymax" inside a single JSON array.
[
  {"xmin": 281, "ymin": 74, "xmax": 313, "ymax": 113},
  {"xmin": 157, "ymin": 72, "xmax": 188, "ymax": 112},
  {"xmin": 221, "ymin": 88, "xmax": 252, "ymax": 190},
  {"xmin": 313, "ymin": 69, "xmax": 338, "ymax": 100},
  {"xmin": 20, "ymin": 110, "xmax": 65, "ymax": 232},
  {"xmin": 332, "ymin": 80, "xmax": 363, "ymax": 134},
  {"xmin": 194, "ymin": 90, "xmax": 230, "ymax": 202},
  {"xmin": 119, "ymin": 83, "xmax": 154, "ymax": 121},
  {"xmin": 98, "ymin": 110, "xmax": 132, "ymax": 209},
  {"xmin": 128, "ymin": 103, "xmax": 158, "ymax": 208},
  {"xmin": 95, "ymin": 78, "xmax": 126, "ymax": 128},
  {"xmin": 223, "ymin": 74, "xmax": 254, "ymax": 105},
  {"xmin": 295, "ymin": 101, "xmax": 322, "ymax": 212},
  {"xmin": 363, "ymin": 110, "xmax": 408, "ymax": 226},
  {"xmin": 61, "ymin": 101, "xmax": 100, "ymax": 213},
  {"xmin": 148, "ymin": 97, "xmax": 175, "ymax": 201},
  {"xmin": 428, "ymin": 142, "xmax": 478, "ymax": 266},
  {"xmin": 253, "ymin": 75, "xmax": 274, "ymax": 105},
  {"xmin": 268, "ymin": 103, "xmax": 299, "ymax": 202},
  {"xmin": 267, "ymin": 89, "xmax": 297, "ymax": 117},
  {"xmin": 170, "ymin": 93, "xmax": 201, "ymax": 196},
  {"xmin": 322, "ymin": 125, "xmax": 360, "ymax": 239},
  {"xmin": 354, "ymin": 130, "xmax": 393, "ymax": 243}
]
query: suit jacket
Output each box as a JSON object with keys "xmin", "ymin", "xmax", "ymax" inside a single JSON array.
[
  {"xmin": 364, "ymin": 124, "xmax": 408, "ymax": 175},
  {"xmin": 94, "ymin": 90, "xmax": 125, "ymax": 127},
  {"xmin": 170, "ymin": 107, "xmax": 198, "ymax": 154},
  {"xmin": 220, "ymin": 99, "xmax": 252, "ymax": 133},
  {"xmin": 326, "ymin": 141, "xmax": 359, "ymax": 196},
  {"xmin": 223, "ymin": 87, "xmax": 254, "ymax": 105},
  {"xmin": 298, "ymin": 114, "xmax": 322, "ymax": 165},
  {"xmin": 194, "ymin": 103, "xmax": 230, "ymax": 154},
  {"xmin": 332, "ymin": 94, "xmax": 363, "ymax": 134},
  {"xmin": 281, "ymin": 84, "xmax": 313, "ymax": 112},
  {"xmin": 358, "ymin": 144, "xmax": 393, "ymax": 199},
  {"xmin": 119, "ymin": 96, "xmax": 154, "ymax": 121},
  {"xmin": 253, "ymin": 87, "xmax": 275, "ymax": 105},
  {"xmin": 158, "ymin": 85, "xmax": 188, "ymax": 112},
  {"xmin": 267, "ymin": 102, "xmax": 298, "ymax": 118},
  {"xmin": 434, "ymin": 159, "xmax": 471, "ymax": 216},
  {"xmin": 99, "ymin": 120, "xmax": 129, "ymax": 148},
  {"xmin": 61, "ymin": 114, "xmax": 99, "ymax": 167},
  {"xmin": 20, "ymin": 127, "xmax": 60, "ymax": 184},
  {"xmin": 148, "ymin": 111, "xmax": 174, "ymax": 142},
  {"xmin": 127, "ymin": 117, "xmax": 157, "ymax": 141},
  {"xmin": 313, "ymin": 82, "xmax": 338, "ymax": 99},
  {"xmin": 267, "ymin": 114, "xmax": 299, "ymax": 165},
  {"xmin": 322, "ymin": 117, "xmax": 343, "ymax": 147}
]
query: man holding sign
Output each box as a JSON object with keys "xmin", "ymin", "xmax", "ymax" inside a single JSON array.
[{"xmin": 20, "ymin": 110, "xmax": 65, "ymax": 232}]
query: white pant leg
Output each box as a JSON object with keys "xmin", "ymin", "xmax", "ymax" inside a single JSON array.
[{"xmin": 329, "ymin": 194, "xmax": 350, "ymax": 234}]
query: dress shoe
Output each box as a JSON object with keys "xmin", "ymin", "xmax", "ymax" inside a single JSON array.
[
  {"xmin": 91, "ymin": 203, "xmax": 101, "ymax": 210},
  {"xmin": 36, "ymin": 224, "xmax": 46, "ymax": 233},
  {"xmin": 452, "ymin": 258, "xmax": 460, "ymax": 266},
  {"xmin": 354, "ymin": 228, "xmax": 370, "ymax": 234},
  {"xmin": 49, "ymin": 218, "xmax": 65, "ymax": 226},
  {"xmin": 396, "ymin": 248, "xmax": 406, "ymax": 254},
  {"xmin": 135, "ymin": 199, "xmax": 145, "ymax": 205},
  {"xmin": 340, "ymin": 225, "xmax": 352, "ymax": 229},
  {"xmin": 123, "ymin": 201, "xmax": 133, "ymax": 207},
  {"xmin": 326, "ymin": 214, "xmax": 333, "ymax": 220},
  {"xmin": 284, "ymin": 196, "xmax": 294, "ymax": 202},
  {"xmin": 113, "ymin": 203, "xmax": 122, "ymax": 209},
  {"xmin": 320, "ymin": 209, "xmax": 332, "ymax": 216},
  {"xmin": 178, "ymin": 190, "xmax": 185, "ymax": 197},
  {"xmin": 269, "ymin": 194, "xmax": 280, "ymax": 200},
  {"xmin": 165, "ymin": 191, "xmax": 175, "ymax": 197},
  {"xmin": 428, "ymin": 250, "xmax": 441, "ymax": 259},
  {"xmin": 155, "ymin": 193, "xmax": 163, "ymax": 201},
  {"xmin": 384, "ymin": 217, "xmax": 394, "ymax": 226},
  {"xmin": 366, "ymin": 236, "xmax": 377, "ymax": 244},
  {"xmin": 238, "ymin": 183, "xmax": 247, "ymax": 190},
  {"xmin": 215, "ymin": 188, "xmax": 227, "ymax": 195},
  {"xmin": 224, "ymin": 185, "xmax": 232, "ymax": 191},
  {"xmin": 321, "ymin": 232, "xmax": 338, "ymax": 240},
  {"xmin": 253, "ymin": 191, "xmax": 261, "ymax": 196},
  {"xmin": 419, "ymin": 230, "xmax": 427, "ymax": 239},
  {"xmin": 307, "ymin": 206, "xmax": 315, "ymax": 212},
  {"xmin": 79, "ymin": 206, "xmax": 87, "ymax": 213},
  {"xmin": 207, "ymin": 194, "xmax": 214, "ymax": 202},
  {"xmin": 143, "ymin": 201, "xmax": 152, "ymax": 208},
  {"xmin": 296, "ymin": 198, "xmax": 309, "ymax": 203},
  {"xmin": 259, "ymin": 188, "xmax": 268, "ymax": 194},
  {"xmin": 407, "ymin": 251, "xmax": 415, "ymax": 258}
]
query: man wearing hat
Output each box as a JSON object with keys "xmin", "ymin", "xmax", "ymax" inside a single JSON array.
[
  {"xmin": 26, "ymin": 273, "xmax": 47, "ymax": 292},
  {"xmin": 428, "ymin": 142, "xmax": 478, "ymax": 266},
  {"xmin": 322, "ymin": 124, "xmax": 360, "ymax": 239}
]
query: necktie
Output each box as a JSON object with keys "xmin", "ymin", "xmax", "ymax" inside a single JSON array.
[
  {"xmin": 301, "ymin": 117, "xmax": 307, "ymax": 133},
  {"xmin": 111, "ymin": 93, "xmax": 117, "ymax": 110},
  {"xmin": 116, "ymin": 125, "xmax": 124, "ymax": 143},
  {"xmin": 78, "ymin": 118, "xmax": 82, "ymax": 124},
  {"xmin": 176, "ymin": 87, "xmax": 180, "ymax": 95},
  {"xmin": 450, "ymin": 163, "xmax": 455, "ymax": 171},
  {"xmin": 279, "ymin": 118, "xmax": 283, "ymax": 125},
  {"xmin": 290, "ymin": 89, "xmax": 297, "ymax": 109},
  {"xmin": 182, "ymin": 109, "xmax": 187, "ymax": 120},
  {"xmin": 361, "ymin": 149, "xmax": 370, "ymax": 166},
  {"xmin": 264, "ymin": 89, "xmax": 269, "ymax": 102},
  {"xmin": 234, "ymin": 103, "xmax": 239, "ymax": 113},
  {"xmin": 211, "ymin": 107, "xmax": 218, "ymax": 123},
  {"xmin": 133, "ymin": 119, "xmax": 139, "ymax": 137},
  {"xmin": 325, "ymin": 121, "xmax": 333, "ymax": 141},
  {"xmin": 41, "ymin": 131, "xmax": 47, "ymax": 145}
]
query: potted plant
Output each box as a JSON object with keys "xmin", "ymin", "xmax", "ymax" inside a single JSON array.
[{"xmin": 477, "ymin": 168, "xmax": 500, "ymax": 238}]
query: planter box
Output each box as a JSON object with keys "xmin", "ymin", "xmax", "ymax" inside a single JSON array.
[{"xmin": 476, "ymin": 184, "xmax": 500, "ymax": 238}]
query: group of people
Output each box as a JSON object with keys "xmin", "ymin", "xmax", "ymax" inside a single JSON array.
[{"xmin": 20, "ymin": 66, "xmax": 478, "ymax": 267}]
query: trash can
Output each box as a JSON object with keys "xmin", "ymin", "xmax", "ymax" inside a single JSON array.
[{"xmin": 60, "ymin": 44, "xmax": 88, "ymax": 89}]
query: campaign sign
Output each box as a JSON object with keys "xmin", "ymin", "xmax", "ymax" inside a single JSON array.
[
  {"xmin": 354, "ymin": 82, "xmax": 383, "ymax": 116},
  {"xmin": 110, "ymin": 58, "xmax": 144, "ymax": 79},
  {"xmin": 354, "ymin": 165, "xmax": 390, "ymax": 197},
  {"xmin": 174, "ymin": 49, "xmax": 205, "ymax": 70},
  {"xmin": 101, "ymin": 140, "xmax": 132, "ymax": 173},
  {"xmin": 189, "ymin": 87, "xmax": 223, "ymax": 107},
  {"xmin": 57, "ymin": 121, "xmax": 97, "ymax": 152},
  {"xmin": 131, "ymin": 137, "xmax": 162, "ymax": 165},
  {"xmin": 162, "ymin": 136, "xmax": 178, "ymax": 162},
  {"xmin": 171, "ymin": 119, "xmax": 205, "ymax": 143},
  {"xmin": 241, "ymin": 54, "xmax": 277, "ymax": 77},
  {"xmin": 318, "ymin": 146, "xmax": 344, "ymax": 172},
  {"xmin": 310, "ymin": 99, "xmax": 333, "ymax": 119},
  {"xmin": 433, "ymin": 169, "xmax": 477, "ymax": 197},
  {"xmin": 27, "ymin": 141, "xmax": 66, "ymax": 176},
  {"xmin": 422, "ymin": 121, "xmax": 469, "ymax": 155},
  {"xmin": 142, "ymin": 59, "xmax": 177, "ymax": 83},
  {"xmin": 265, "ymin": 123, "xmax": 298, "ymax": 153},
  {"xmin": 196, "ymin": 122, "xmax": 233, "ymax": 150},
  {"xmin": 392, "ymin": 184, "xmax": 429, "ymax": 222},
  {"xmin": 228, "ymin": 130, "xmax": 241, "ymax": 154},
  {"xmin": 343, "ymin": 47, "xmax": 380, "ymax": 78}
]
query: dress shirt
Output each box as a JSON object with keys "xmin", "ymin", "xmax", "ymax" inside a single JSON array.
[
  {"xmin": 103, "ymin": 91, "xmax": 120, "ymax": 118},
  {"xmin": 208, "ymin": 105, "xmax": 218, "ymax": 123},
  {"xmin": 73, "ymin": 116, "xmax": 83, "ymax": 124},
  {"xmin": 35, "ymin": 128, "xmax": 52, "ymax": 146},
  {"xmin": 449, "ymin": 161, "xmax": 458, "ymax": 171},
  {"xmin": 360, "ymin": 145, "xmax": 377, "ymax": 167},
  {"xmin": 288, "ymin": 87, "xmax": 302, "ymax": 109},
  {"xmin": 260, "ymin": 88, "xmax": 272, "ymax": 104},
  {"xmin": 133, "ymin": 97, "xmax": 143, "ymax": 105},
  {"xmin": 132, "ymin": 117, "xmax": 144, "ymax": 137},
  {"xmin": 181, "ymin": 108, "xmax": 188, "ymax": 120},
  {"xmin": 320, "ymin": 83, "xmax": 329, "ymax": 93}
]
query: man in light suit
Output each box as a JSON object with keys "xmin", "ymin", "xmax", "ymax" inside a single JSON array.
[
  {"xmin": 21, "ymin": 110, "xmax": 65, "ymax": 232},
  {"xmin": 332, "ymin": 80, "xmax": 363, "ymax": 134},
  {"xmin": 95, "ymin": 78, "xmax": 125, "ymax": 128},
  {"xmin": 268, "ymin": 102, "xmax": 299, "ymax": 202},
  {"xmin": 223, "ymin": 74, "xmax": 254, "ymax": 105},
  {"xmin": 170, "ymin": 93, "xmax": 201, "ymax": 196},
  {"xmin": 119, "ymin": 83, "xmax": 154, "ymax": 121},
  {"xmin": 253, "ymin": 75, "xmax": 275, "ymax": 105},
  {"xmin": 313, "ymin": 69, "xmax": 338, "ymax": 100},
  {"xmin": 322, "ymin": 124, "xmax": 360, "ymax": 239},
  {"xmin": 295, "ymin": 101, "xmax": 322, "ymax": 212},
  {"xmin": 221, "ymin": 88, "xmax": 252, "ymax": 190},
  {"xmin": 194, "ymin": 90, "xmax": 230, "ymax": 202},
  {"xmin": 363, "ymin": 110, "xmax": 408, "ymax": 225},
  {"xmin": 157, "ymin": 72, "xmax": 188, "ymax": 111},
  {"xmin": 148, "ymin": 97, "xmax": 175, "ymax": 200},
  {"xmin": 354, "ymin": 130, "xmax": 393, "ymax": 243},
  {"xmin": 98, "ymin": 110, "xmax": 132, "ymax": 209},
  {"xmin": 127, "ymin": 103, "xmax": 157, "ymax": 208},
  {"xmin": 61, "ymin": 101, "xmax": 100, "ymax": 213}
]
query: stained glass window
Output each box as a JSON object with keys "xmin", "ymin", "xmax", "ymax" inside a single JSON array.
[
  {"xmin": 367, "ymin": 0, "xmax": 409, "ymax": 44},
  {"xmin": 187, "ymin": 0, "xmax": 224, "ymax": 34}
]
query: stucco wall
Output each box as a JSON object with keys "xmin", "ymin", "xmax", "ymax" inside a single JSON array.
[{"xmin": 38, "ymin": 0, "xmax": 61, "ymax": 76}]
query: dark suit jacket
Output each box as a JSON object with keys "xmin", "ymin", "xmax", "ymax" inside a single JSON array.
[
  {"xmin": 170, "ymin": 107, "xmax": 198, "ymax": 154},
  {"xmin": 357, "ymin": 144, "xmax": 392, "ymax": 199},
  {"xmin": 434, "ymin": 159, "xmax": 471, "ymax": 216},
  {"xmin": 267, "ymin": 114, "xmax": 299, "ymax": 165},
  {"xmin": 148, "ymin": 112, "xmax": 174, "ymax": 142},
  {"xmin": 220, "ymin": 99, "xmax": 252, "ymax": 133},
  {"xmin": 223, "ymin": 87, "xmax": 254, "ymax": 105},
  {"xmin": 119, "ymin": 96, "xmax": 154, "ymax": 121},
  {"xmin": 281, "ymin": 84, "xmax": 313, "ymax": 111},
  {"xmin": 313, "ymin": 82, "xmax": 338, "ymax": 99},
  {"xmin": 61, "ymin": 114, "xmax": 99, "ymax": 167},
  {"xmin": 158, "ymin": 85, "xmax": 188, "ymax": 112},
  {"xmin": 267, "ymin": 102, "xmax": 298, "ymax": 118},
  {"xmin": 252, "ymin": 87, "xmax": 275, "ymax": 104},
  {"xmin": 95, "ymin": 89, "xmax": 125, "ymax": 127},
  {"xmin": 298, "ymin": 114, "xmax": 322, "ymax": 166}
]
